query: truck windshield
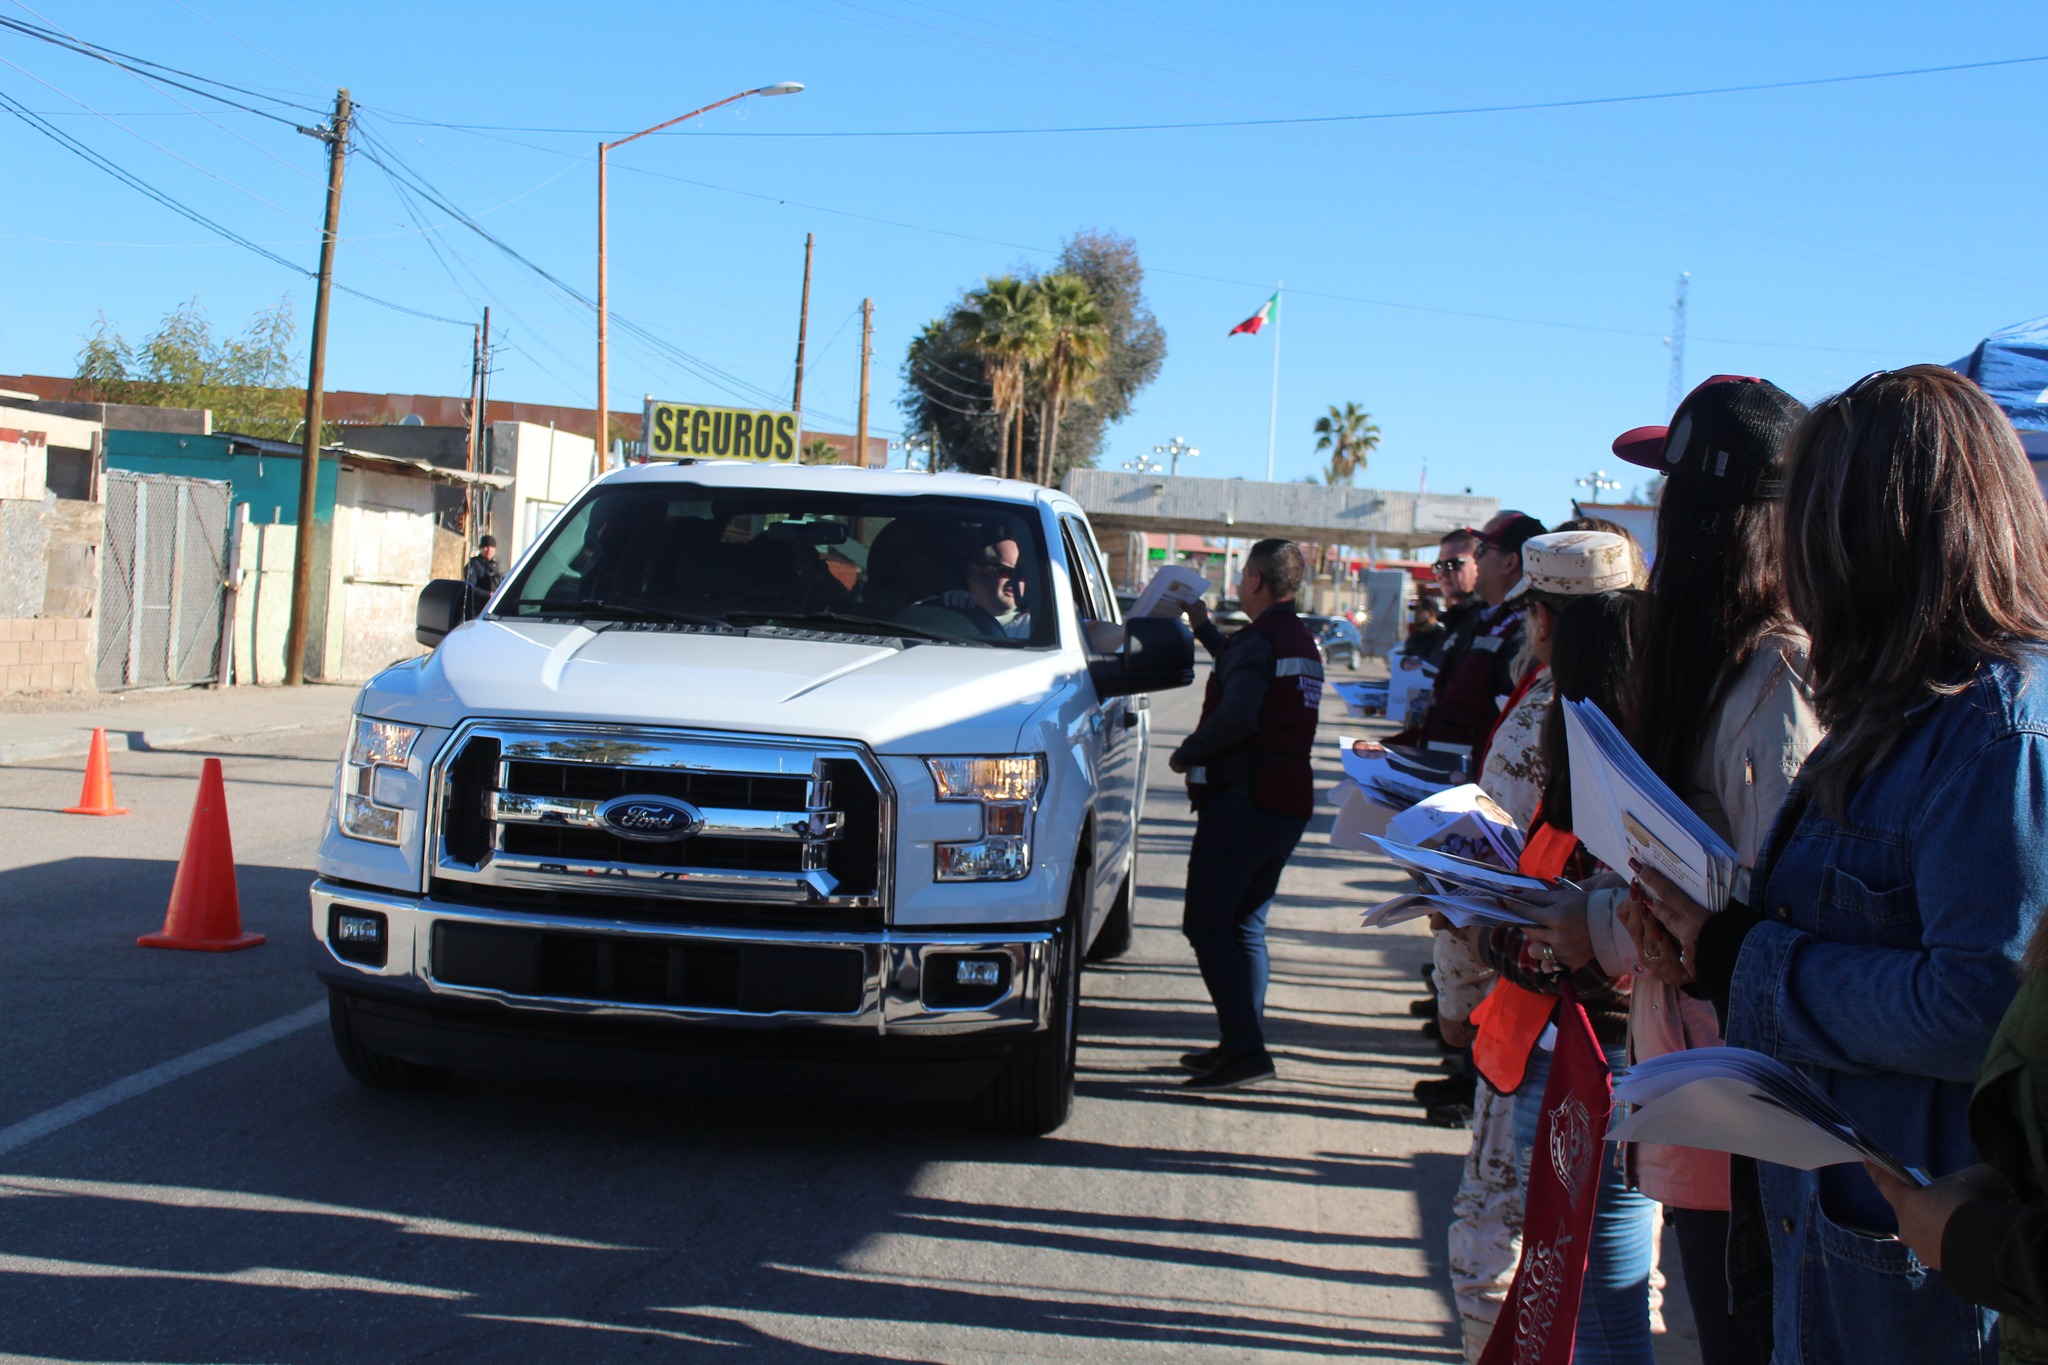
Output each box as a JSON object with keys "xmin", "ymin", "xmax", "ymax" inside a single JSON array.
[{"xmin": 496, "ymin": 482, "xmax": 1056, "ymax": 648}]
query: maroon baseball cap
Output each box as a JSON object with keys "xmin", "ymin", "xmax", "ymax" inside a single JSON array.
[
  {"xmin": 1614, "ymin": 375, "xmax": 1807, "ymax": 500},
  {"xmin": 1472, "ymin": 513, "xmax": 1547, "ymax": 554}
]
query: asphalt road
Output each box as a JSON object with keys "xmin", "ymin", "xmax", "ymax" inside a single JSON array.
[{"xmin": 0, "ymin": 677, "xmax": 1487, "ymax": 1363}]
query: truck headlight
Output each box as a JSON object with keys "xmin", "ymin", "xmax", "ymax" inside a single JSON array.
[
  {"xmin": 340, "ymin": 717, "xmax": 423, "ymax": 845},
  {"xmin": 928, "ymin": 756, "xmax": 1043, "ymax": 882}
]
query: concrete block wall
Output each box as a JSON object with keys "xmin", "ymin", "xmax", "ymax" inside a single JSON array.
[{"xmin": 0, "ymin": 617, "xmax": 92, "ymax": 692}]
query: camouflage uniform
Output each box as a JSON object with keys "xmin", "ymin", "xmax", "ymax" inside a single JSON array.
[
  {"xmin": 1448, "ymin": 1075, "xmax": 1522, "ymax": 1361},
  {"xmin": 1438, "ymin": 664, "xmax": 1553, "ymax": 1360}
]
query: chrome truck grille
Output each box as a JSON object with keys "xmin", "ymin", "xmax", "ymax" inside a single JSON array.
[{"xmin": 429, "ymin": 723, "xmax": 889, "ymax": 927}]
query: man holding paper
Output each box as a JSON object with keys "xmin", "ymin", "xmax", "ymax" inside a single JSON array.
[{"xmin": 1168, "ymin": 539, "xmax": 1323, "ymax": 1092}]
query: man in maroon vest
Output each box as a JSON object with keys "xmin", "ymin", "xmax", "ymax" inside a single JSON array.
[
  {"xmin": 1411, "ymin": 511, "xmax": 1544, "ymax": 762},
  {"xmin": 1168, "ymin": 539, "xmax": 1323, "ymax": 1092}
]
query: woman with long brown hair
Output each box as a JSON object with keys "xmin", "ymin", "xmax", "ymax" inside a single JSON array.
[
  {"xmin": 1600, "ymin": 375, "xmax": 1824, "ymax": 1365},
  {"xmin": 1632, "ymin": 364, "xmax": 2048, "ymax": 1363}
]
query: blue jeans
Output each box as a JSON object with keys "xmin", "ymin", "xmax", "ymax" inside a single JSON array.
[
  {"xmin": 1514, "ymin": 1040, "xmax": 1656, "ymax": 1365},
  {"xmin": 1244, "ymin": 899, "xmax": 1270, "ymax": 1018},
  {"xmin": 1181, "ymin": 792, "xmax": 1305, "ymax": 1056}
]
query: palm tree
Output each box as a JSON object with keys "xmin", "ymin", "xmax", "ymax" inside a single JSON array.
[
  {"xmin": 1312, "ymin": 401, "xmax": 1381, "ymax": 485},
  {"xmin": 958, "ymin": 275, "xmax": 1049, "ymax": 481},
  {"xmin": 1029, "ymin": 273, "xmax": 1109, "ymax": 485}
]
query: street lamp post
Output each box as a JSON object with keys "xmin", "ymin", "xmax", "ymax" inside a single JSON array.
[
  {"xmin": 1152, "ymin": 436, "xmax": 1198, "ymax": 565},
  {"xmin": 597, "ymin": 82, "xmax": 803, "ymax": 467},
  {"xmin": 1575, "ymin": 469, "xmax": 1622, "ymax": 502},
  {"xmin": 1154, "ymin": 435, "xmax": 1199, "ymax": 477}
]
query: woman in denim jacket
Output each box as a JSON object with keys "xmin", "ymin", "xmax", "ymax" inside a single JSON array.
[{"xmin": 1631, "ymin": 365, "xmax": 2048, "ymax": 1364}]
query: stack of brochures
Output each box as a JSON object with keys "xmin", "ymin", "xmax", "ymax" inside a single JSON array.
[
  {"xmin": 1337, "ymin": 738, "xmax": 1460, "ymax": 810},
  {"xmin": 1361, "ymin": 893, "xmax": 1540, "ymax": 930},
  {"xmin": 1328, "ymin": 740, "xmax": 1463, "ymax": 848},
  {"xmin": 1387, "ymin": 660, "xmax": 1436, "ymax": 727},
  {"xmin": 1562, "ymin": 698, "xmax": 1739, "ymax": 911},
  {"xmin": 1334, "ymin": 680, "xmax": 1389, "ymax": 717},
  {"xmin": 1385, "ymin": 783, "xmax": 1525, "ymax": 868},
  {"xmin": 1356, "ymin": 832, "xmax": 1562, "ymax": 932},
  {"xmin": 1605, "ymin": 1048, "xmax": 1928, "ymax": 1188}
]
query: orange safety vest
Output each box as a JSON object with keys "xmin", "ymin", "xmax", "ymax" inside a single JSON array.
[{"xmin": 1469, "ymin": 817, "xmax": 1578, "ymax": 1094}]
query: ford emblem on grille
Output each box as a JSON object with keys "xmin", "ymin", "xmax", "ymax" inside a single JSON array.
[{"xmin": 596, "ymin": 795, "xmax": 704, "ymax": 843}]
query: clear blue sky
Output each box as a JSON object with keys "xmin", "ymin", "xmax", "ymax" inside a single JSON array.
[{"xmin": 4, "ymin": 1, "xmax": 2043, "ymax": 528}]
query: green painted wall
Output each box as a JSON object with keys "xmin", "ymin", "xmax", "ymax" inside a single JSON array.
[{"xmin": 103, "ymin": 430, "xmax": 337, "ymax": 525}]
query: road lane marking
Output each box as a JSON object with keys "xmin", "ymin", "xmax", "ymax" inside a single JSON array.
[
  {"xmin": 0, "ymin": 1000, "xmax": 326, "ymax": 1159},
  {"xmin": 0, "ymin": 1175, "xmax": 644, "ymax": 1251}
]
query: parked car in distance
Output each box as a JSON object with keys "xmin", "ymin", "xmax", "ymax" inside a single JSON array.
[{"xmin": 1304, "ymin": 614, "xmax": 1364, "ymax": 669}]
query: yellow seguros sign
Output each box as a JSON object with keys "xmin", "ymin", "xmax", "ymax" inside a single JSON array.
[{"xmin": 644, "ymin": 400, "xmax": 799, "ymax": 462}]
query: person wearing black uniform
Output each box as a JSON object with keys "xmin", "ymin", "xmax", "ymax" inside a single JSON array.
[
  {"xmin": 1411, "ymin": 511, "xmax": 1544, "ymax": 762},
  {"xmin": 463, "ymin": 535, "xmax": 502, "ymax": 602},
  {"xmin": 1425, "ymin": 528, "xmax": 1483, "ymax": 671},
  {"xmin": 1400, "ymin": 599, "xmax": 1448, "ymax": 663},
  {"xmin": 1169, "ymin": 539, "xmax": 1323, "ymax": 1093}
]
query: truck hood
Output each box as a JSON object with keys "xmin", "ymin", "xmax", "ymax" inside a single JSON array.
[{"xmin": 355, "ymin": 618, "xmax": 1068, "ymax": 753}]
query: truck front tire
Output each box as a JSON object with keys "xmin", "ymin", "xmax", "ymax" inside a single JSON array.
[
  {"xmin": 977, "ymin": 886, "xmax": 1082, "ymax": 1135},
  {"xmin": 1086, "ymin": 854, "xmax": 1137, "ymax": 962},
  {"xmin": 328, "ymin": 990, "xmax": 445, "ymax": 1090}
]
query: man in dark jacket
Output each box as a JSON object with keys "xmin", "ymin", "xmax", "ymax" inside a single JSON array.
[
  {"xmin": 1170, "ymin": 539, "xmax": 1323, "ymax": 1092},
  {"xmin": 1427, "ymin": 527, "xmax": 1483, "ymax": 669},
  {"xmin": 463, "ymin": 535, "xmax": 502, "ymax": 602},
  {"xmin": 1400, "ymin": 599, "xmax": 1448, "ymax": 662},
  {"xmin": 1405, "ymin": 511, "xmax": 1543, "ymax": 763}
]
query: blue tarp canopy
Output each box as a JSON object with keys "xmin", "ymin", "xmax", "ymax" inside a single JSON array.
[{"xmin": 1953, "ymin": 315, "xmax": 2048, "ymax": 431}]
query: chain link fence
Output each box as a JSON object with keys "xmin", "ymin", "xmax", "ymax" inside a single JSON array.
[{"xmin": 96, "ymin": 471, "xmax": 232, "ymax": 690}]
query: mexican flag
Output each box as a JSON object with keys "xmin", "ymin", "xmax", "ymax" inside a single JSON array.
[{"xmin": 1229, "ymin": 293, "xmax": 1277, "ymax": 336}]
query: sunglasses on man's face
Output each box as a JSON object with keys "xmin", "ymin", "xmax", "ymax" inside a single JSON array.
[{"xmin": 1433, "ymin": 557, "xmax": 1467, "ymax": 573}]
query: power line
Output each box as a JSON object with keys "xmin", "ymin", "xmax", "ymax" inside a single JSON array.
[
  {"xmin": 351, "ymin": 114, "xmax": 815, "ymax": 412},
  {"xmin": 0, "ymin": 84, "xmax": 466, "ymax": 326},
  {"xmin": 380, "ymin": 51, "xmax": 2048, "ymax": 138},
  {"xmin": 0, "ymin": 12, "xmax": 321, "ymax": 125},
  {"xmin": 575, "ymin": 147, "xmax": 1898, "ymax": 356}
]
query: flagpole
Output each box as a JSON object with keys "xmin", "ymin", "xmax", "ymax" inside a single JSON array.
[{"xmin": 1266, "ymin": 281, "xmax": 1282, "ymax": 483}]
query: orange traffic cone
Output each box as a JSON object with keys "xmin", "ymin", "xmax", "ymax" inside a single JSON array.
[
  {"xmin": 64, "ymin": 727, "xmax": 129, "ymax": 816},
  {"xmin": 138, "ymin": 758, "xmax": 263, "ymax": 952}
]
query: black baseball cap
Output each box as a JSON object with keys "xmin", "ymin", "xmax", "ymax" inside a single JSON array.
[
  {"xmin": 1473, "ymin": 513, "xmax": 1546, "ymax": 554},
  {"xmin": 478, "ymin": 535, "xmax": 497, "ymax": 549},
  {"xmin": 1613, "ymin": 375, "xmax": 1807, "ymax": 500}
]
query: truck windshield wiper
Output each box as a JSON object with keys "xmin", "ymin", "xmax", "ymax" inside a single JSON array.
[
  {"xmin": 726, "ymin": 610, "xmax": 964, "ymax": 643},
  {"xmin": 501, "ymin": 596, "xmax": 736, "ymax": 630}
]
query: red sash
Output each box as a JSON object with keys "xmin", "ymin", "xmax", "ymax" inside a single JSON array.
[{"xmin": 1479, "ymin": 981, "xmax": 1614, "ymax": 1365}]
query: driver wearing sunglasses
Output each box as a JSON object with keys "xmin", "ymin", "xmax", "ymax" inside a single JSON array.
[{"xmin": 944, "ymin": 535, "xmax": 1033, "ymax": 639}]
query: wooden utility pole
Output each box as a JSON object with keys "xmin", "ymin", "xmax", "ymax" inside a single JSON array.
[
  {"xmin": 464, "ymin": 321, "xmax": 482, "ymax": 537},
  {"xmin": 284, "ymin": 86, "xmax": 350, "ymax": 686},
  {"xmin": 792, "ymin": 233, "xmax": 813, "ymax": 428},
  {"xmin": 595, "ymin": 138, "xmax": 611, "ymax": 470},
  {"xmin": 856, "ymin": 297, "xmax": 873, "ymax": 468},
  {"xmin": 463, "ymin": 307, "xmax": 491, "ymax": 546}
]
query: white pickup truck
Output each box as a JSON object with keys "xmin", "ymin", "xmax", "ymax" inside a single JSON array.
[{"xmin": 309, "ymin": 461, "xmax": 1195, "ymax": 1133}]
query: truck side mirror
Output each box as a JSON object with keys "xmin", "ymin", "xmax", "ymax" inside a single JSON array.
[
  {"xmin": 1088, "ymin": 616, "xmax": 1195, "ymax": 697},
  {"xmin": 416, "ymin": 579, "xmax": 484, "ymax": 648}
]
